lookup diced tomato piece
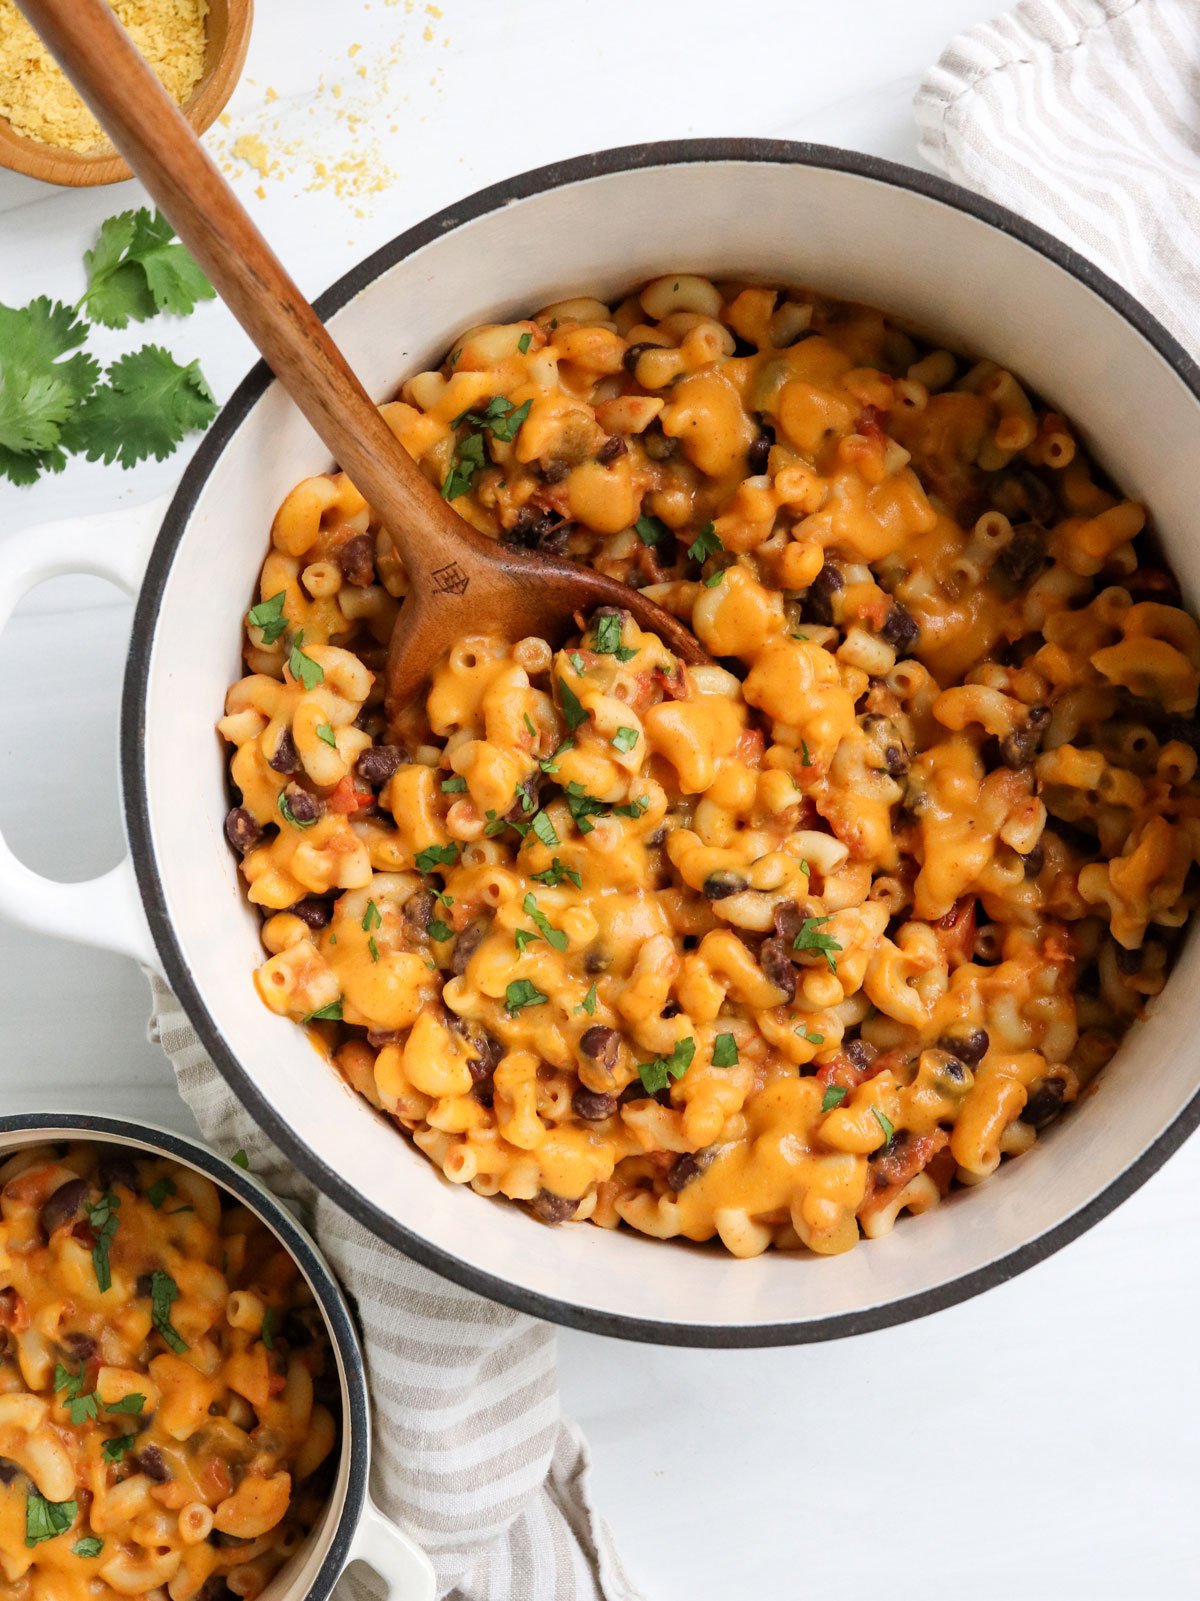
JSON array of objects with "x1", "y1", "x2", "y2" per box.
[
  {"x1": 329, "y1": 777, "x2": 373, "y2": 814},
  {"x1": 934, "y1": 896, "x2": 977, "y2": 967},
  {"x1": 733, "y1": 727, "x2": 765, "y2": 767}
]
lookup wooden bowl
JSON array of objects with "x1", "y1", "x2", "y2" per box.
[{"x1": 0, "y1": 0, "x2": 253, "y2": 186}]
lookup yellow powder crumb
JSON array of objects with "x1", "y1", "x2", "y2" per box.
[
  {"x1": 232, "y1": 132, "x2": 273, "y2": 178},
  {"x1": 422, "y1": 23, "x2": 434, "y2": 40},
  {"x1": 357, "y1": 66, "x2": 368, "y2": 79},
  {"x1": 218, "y1": 110, "x2": 232, "y2": 127},
  {"x1": 255, "y1": 183, "x2": 266, "y2": 200},
  {"x1": 348, "y1": 42, "x2": 362, "y2": 57},
  {"x1": 426, "y1": 3, "x2": 443, "y2": 14},
  {"x1": 265, "y1": 85, "x2": 278, "y2": 102},
  {"x1": 0, "y1": 0, "x2": 208, "y2": 152}
]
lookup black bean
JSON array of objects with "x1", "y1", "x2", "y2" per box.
[
  {"x1": 62, "y1": 1331, "x2": 97, "y2": 1361},
  {"x1": 282, "y1": 1308, "x2": 319, "y2": 1349},
  {"x1": 136, "y1": 1444, "x2": 170, "y2": 1483},
  {"x1": 402, "y1": 889, "x2": 436, "y2": 937},
  {"x1": 667, "y1": 1153, "x2": 702, "y2": 1192},
  {"x1": 209, "y1": 1530, "x2": 256, "y2": 1549},
  {"x1": 451, "y1": 919, "x2": 489, "y2": 976},
  {"x1": 880, "y1": 602, "x2": 919, "y2": 655},
  {"x1": 844, "y1": 1038, "x2": 878, "y2": 1072},
  {"x1": 642, "y1": 423, "x2": 677, "y2": 462},
  {"x1": 40, "y1": 1179, "x2": 89, "y2": 1237},
  {"x1": 702, "y1": 871, "x2": 748, "y2": 901},
  {"x1": 98, "y1": 1150, "x2": 140, "y2": 1194},
  {"x1": 536, "y1": 460, "x2": 570, "y2": 486},
  {"x1": 584, "y1": 948, "x2": 611, "y2": 974},
  {"x1": 337, "y1": 533, "x2": 375, "y2": 587},
  {"x1": 290, "y1": 897, "x2": 333, "y2": 930},
  {"x1": 1021, "y1": 1076, "x2": 1067, "y2": 1128},
  {"x1": 773, "y1": 900, "x2": 805, "y2": 945},
  {"x1": 529, "y1": 1190, "x2": 579, "y2": 1224},
  {"x1": 759, "y1": 936, "x2": 797, "y2": 1002},
  {"x1": 282, "y1": 786, "x2": 322, "y2": 825},
  {"x1": 997, "y1": 705, "x2": 1050, "y2": 770},
  {"x1": 506, "y1": 776, "x2": 540, "y2": 821},
  {"x1": 267, "y1": 728, "x2": 300, "y2": 774},
  {"x1": 883, "y1": 744, "x2": 909, "y2": 778},
  {"x1": 579, "y1": 1026, "x2": 620, "y2": 1072},
  {"x1": 1022, "y1": 843, "x2": 1045, "y2": 879},
  {"x1": 224, "y1": 806, "x2": 263, "y2": 854},
  {"x1": 136, "y1": 1273, "x2": 154, "y2": 1299},
  {"x1": 1010, "y1": 469, "x2": 1058, "y2": 527},
  {"x1": 938, "y1": 1028, "x2": 989, "y2": 1067},
  {"x1": 197, "y1": 1579, "x2": 234, "y2": 1601},
  {"x1": 572, "y1": 1087, "x2": 617, "y2": 1121},
  {"x1": 0, "y1": 1460, "x2": 18, "y2": 1485},
  {"x1": 747, "y1": 432, "x2": 772, "y2": 474},
  {"x1": 622, "y1": 341, "x2": 661, "y2": 378},
  {"x1": 366, "y1": 1028, "x2": 405, "y2": 1047},
  {"x1": 356, "y1": 745, "x2": 405, "y2": 787},
  {"x1": 597, "y1": 436, "x2": 627, "y2": 464},
  {"x1": 1114, "y1": 944, "x2": 1142, "y2": 975},
  {"x1": 467, "y1": 1032, "x2": 504, "y2": 1083},
  {"x1": 803, "y1": 562, "x2": 844, "y2": 625},
  {"x1": 994, "y1": 523, "x2": 1047, "y2": 590}
]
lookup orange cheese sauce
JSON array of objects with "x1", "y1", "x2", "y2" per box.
[
  {"x1": 0, "y1": 1144, "x2": 337, "y2": 1599},
  {"x1": 219, "y1": 275, "x2": 1200, "y2": 1258}
]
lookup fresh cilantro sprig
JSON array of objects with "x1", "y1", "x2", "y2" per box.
[
  {"x1": 442, "y1": 396, "x2": 531, "y2": 500},
  {"x1": 149, "y1": 1270, "x2": 189, "y2": 1354},
  {"x1": 25, "y1": 1490, "x2": 76, "y2": 1548},
  {"x1": 638, "y1": 1037, "x2": 695, "y2": 1094},
  {"x1": 83, "y1": 1192, "x2": 120, "y2": 1293},
  {"x1": 0, "y1": 209, "x2": 217, "y2": 486},
  {"x1": 792, "y1": 916, "x2": 843, "y2": 973}
]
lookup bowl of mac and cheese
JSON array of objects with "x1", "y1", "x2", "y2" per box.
[
  {"x1": 3, "y1": 141, "x2": 1200, "y2": 1343},
  {"x1": 0, "y1": 1115, "x2": 434, "y2": 1601}
]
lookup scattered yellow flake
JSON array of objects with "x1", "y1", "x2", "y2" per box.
[
  {"x1": 348, "y1": 41, "x2": 362, "y2": 56},
  {"x1": 422, "y1": 23, "x2": 434, "y2": 40},
  {"x1": 218, "y1": 110, "x2": 232, "y2": 127},
  {"x1": 0, "y1": 0, "x2": 208, "y2": 152},
  {"x1": 232, "y1": 132, "x2": 273, "y2": 177},
  {"x1": 357, "y1": 66, "x2": 368, "y2": 78},
  {"x1": 265, "y1": 85, "x2": 278, "y2": 102},
  {"x1": 332, "y1": 82, "x2": 343, "y2": 98},
  {"x1": 426, "y1": 3, "x2": 443, "y2": 14},
  {"x1": 255, "y1": 183, "x2": 266, "y2": 200}
]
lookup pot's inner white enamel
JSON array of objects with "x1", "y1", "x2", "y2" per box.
[{"x1": 141, "y1": 159, "x2": 1200, "y2": 1333}]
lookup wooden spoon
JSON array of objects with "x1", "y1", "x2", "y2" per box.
[{"x1": 17, "y1": 0, "x2": 709, "y2": 733}]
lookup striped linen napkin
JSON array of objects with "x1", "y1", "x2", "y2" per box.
[
  {"x1": 915, "y1": 0, "x2": 1200, "y2": 354},
  {"x1": 147, "y1": 976, "x2": 640, "y2": 1601}
]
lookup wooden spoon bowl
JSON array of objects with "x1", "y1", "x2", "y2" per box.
[
  {"x1": 16, "y1": 0, "x2": 709, "y2": 730},
  {"x1": 0, "y1": 0, "x2": 253, "y2": 187}
]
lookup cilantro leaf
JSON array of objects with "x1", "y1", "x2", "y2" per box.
[
  {"x1": 261, "y1": 1306, "x2": 276, "y2": 1350},
  {"x1": 25, "y1": 1491, "x2": 76, "y2": 1548},
  {"x1": 362, "y1": 899, "x2": 382, "y2": 932},
  {"x1": 638, "y1": 1037, "x2": 696, "y2": 1094},
  {"x1": 687, "y1": 522, "x2": 723, "y2": 563},
  {"x1": 105, "y1": 1393, "x2": 146, "y2": 1415},
  {"x1": 83, "y1": 1192, "x2": 119, "y2": 1293},
  {"x1": 428, "y1": 919, "x2": 453, "y2": 942},
  {"x1": 523, "y1": 894, "x2": 568, "y2": 951},
  {"x1": 873, "y1": 1108, "x2": 895, "y2": 1148},
  {"x1": 304, "y1": 1000, "x2": 343, "y2": 1022},
  {"x1": 529, "y1": 810, "x2": 561, "y2": 848},
  {"x1": 368, "y1": 935, "x2": 380, "y2": 963},
  {"x1": 0, "y1": 299, "x2": 99, "y2": 484},
  {"x1": 149, "y1": 1270, "x2": 189, "y2": 1354},
  {"x1": 415, "y1": 842, "x2": 460, "y2": 873},
  {"x1": 81, "y1": 208, "x2": 215, "y2": 328},
  {"x1": 578, "y1": 982, "x2": 598, "y2": 1016},
  {"x1": 231, "y1": 1149, "x2": 250, "y2": 1170},
  {"x1": 287, "y1": 630, "x2": 324, "y2": 691},
  {"x1": 505, "y1": 979, "x2": 548, "y2": 1014},
  {"x1": 795, "y1": 1023, "x2": 825, "y2": 1045},
  {"x1": 442, "y1": 429, "x2": 486, "y2": 500},
  {"x1": 247, "y1": 591, "x2": 288, "y2": 645},
  {"x1": 703, "y1": 568, "x2": 726, "y2": 588},
  {"x1": 531, "y1": 857, "x2": 581, "y2": 889},
  {"x1": 557, "y1": 675, "x2": 587, "y2": 731},
  {"x1": 593, "y1": 614, "x2": 623, "y2": 655},
  {"x1": 316, "y1": 722, "x2": 337, "y2": 748},
  {"x1": 821, "y1": 1085, "x2": 848, "y2": 1112},
  {"x1": 613, "y1": 795, "x2": 649, "y2": 819},
  {"x1": 441, "y1": 775, "x2": 468, "y2": 792},
  {"x1": 514, "y1": 928, "x2": 539, "y2": 954},
  {"x1": 73, "y1": 1537, "x2": 103, "y2": 1558},
  {"x1": 792, "y1": 916, "x2": 843, "y2": 972},
  {"x1": 565, "y1": 782, "x2": 606, "y2": 834},
  {"x1": 712, "y1": 1033, "x2": 739, "y2": 1067},
  {"x1": 540, "y1": 738, "x2": 574, "y2": 775},
  {"x1": 635, "y1": 513, "x2": 670, "y2": 548},
  {"x1": 518, "y1": 331, "x2": 532, "y2": 354},
  {"x1": 63, "y1": 345, "x2": 217, "y2": 468},
  {"x1": 612, "y1": 726, "x2": 639, "y2": 753},
  {"x1": 102, "y1": 1433, "x2": 136, "y2": 1464}
]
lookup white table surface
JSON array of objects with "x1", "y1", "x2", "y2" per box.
[{"x1": 2, "y1": 3, "x2": 1198, "y2": 1597}]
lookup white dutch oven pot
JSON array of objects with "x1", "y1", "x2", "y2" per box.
[
  {"x1": 0, "y1": 1114, "x2": 436, "y2": 1601},
  {"x1": 1, "y1": 141, "x2": 1199, "y2": 1345}
]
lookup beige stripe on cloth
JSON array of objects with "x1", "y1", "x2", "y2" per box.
[
  {"x1": 148, "y1": 975, "x2": 641, "y2": 1601},
  {"x1": 915, "y1": 0, "x2": 1200, "y2": 356}
]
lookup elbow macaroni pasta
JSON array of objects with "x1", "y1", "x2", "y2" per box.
[
  {"x1": 0, "y1": 1145, "x2": 337, "y2": 1600},
  {"x1": 220, "y1": 276, "x2": 1200, "y2": 1259}
]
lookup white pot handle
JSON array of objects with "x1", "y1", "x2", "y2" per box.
[
  {"x1": 0, "y1": 496, "x2": 167, "y2": 969},
  {"x1": 348, "y1": 1497, "x2": 437, "y2": 1601}
]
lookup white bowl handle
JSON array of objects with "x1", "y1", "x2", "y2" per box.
[
  {"x1": 348, "y1": 1496, "x2": 437, "y2": 1600},
  {"x1": 0, "y1": 496, "x2": 168, "y2": 969}
]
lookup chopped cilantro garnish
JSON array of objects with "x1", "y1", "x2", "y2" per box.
[
  {"x1": 703, "y1": 568, "x2": 726, "y2": 588},
  {"x1": 540, "y1": 738, "x2": 574, "y2": 774},
  {"x1": 792, "y1": 916, "x2": 842, "y2": 972},
  {"x1": 415, "y1": 842, "x2": 460, "y2": 873},
  {"x1": 532, "y1": 857, "x2": 581, "y2": 888},
  {"x1": 523, "y1": 712, "x2": 537, "y2": 737},
  {"x1": 362, "y1": 899, "x2": 381, "y2": 932},
  {"x1": 287, "y1": 631, "x2": 323, "y2": 691},
  {"x1": 73, "y1": 1538, "x2": 103, "y2": 1558},
  {"x1": 635, "y1": 513, "x2": 670, "y2": 548},
  {"x1": 368, "y1": 936, "x2": 380, "y2": 963},
  {"x1": 441, "y1": 775, "x2": 468, "y2": 793},
  {"x1": 261, "y1": 1306, "x2": 275, "y2": 1351},
  {"x1": 304, "y1": 1000, "x2": 343, "y2": 1022},
  {"x1": 687, "y1": 522, "x2": 723, "y2": 563},
  {"x1": 278, "y1": 791, "x2": 316, "y2": 830},
  {"x1": 523, "y1": 894, "x2": 568, "y2": 951},
  {"x1": 105, "y1": 1393, "x2": 146, "y2": 1415},
  {"x1": 578, "y1": 982, "x2": 598, "y2": 1016},
  {"x1": 442, "y1": 429, "x2": 486, "y2": 500},
  {"x1": 565, "y1": 782, "x2": 606, "y2": 834},
  {"x1": 315, "y1": 722, "x2": 337, "y2": 748},
  {"x1": 505, "y1": 979, "x2": 548, "y2": 1014},
  {"x1": 149, "y1": 1270, "x2": 188, "y2": 1354},
  {"x1": 146, "y1": 1177, "x2": 175, "y2": 1209},
  {"x1": 101, "y1": 1433, "x2": 136, "y2": 1464},
  {"x1": 613, "y1": 795, "x2": 650, "y2": 819},
  {"x1": 821, "y1": 1085, "x2": 848, "y2": 1112},
  {"x1": 529, "y1": 809, "x2": 561, "y2": 848},
  {"x1": 231, "y1": 1149, "x2": 249, "y2": 1169},
  {"x1": 638, "y1": 1037, "x2": 696, "y2": 1094},
  {"x1": 795, "y1": 1024, "x2": 825, "y2": 1045},
  {"x1": 428, "y1": 919, "x2": 453, "y2": 942},
  {"x1": 801, "y1": 740, "x2": 812, "y2": 767},
  {"x1": 873, "y1": 1108, "x2": 895, "y2": 1147},
  {"x1": 25, "y1": 1491, "x2": 76, "y2": 1548},
  {"x1": 54, "y1": 1364, "x2": 99, "y2": 1426},
  {"x1": 247, "y1": 590, "x2": 287, "y2": 645},
  {"x1": 557, "y1": 675, "x2": 587, "y2": 731},
  {"x1": 82, "y1": 1192, "x2": 119, "y2": 1293},
  {"x1": 712, "y1": 1033, "x2": 739, "y2": 1067},
  {"x1": 518, "y1": 331, "x2": 532, "y2": 354},
  {"x1": 612, "y1": 726, "x2": 639, "y2": 753},
  {"x1": 514, "y1": 928, "x2": 539, "y2": 954},
  {"x1": 593, "y1": 613, "x2": 623, "y2": 655}
]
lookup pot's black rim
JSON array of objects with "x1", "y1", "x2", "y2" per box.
[
  {"x1": 121, "y1": 137, "x2": 1200, "y2": 1347},
  {"x1": 0, "y1": 1112, "x2": 368, "y2": 1597}
]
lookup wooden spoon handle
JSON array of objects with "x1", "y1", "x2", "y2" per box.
[{"x1": 15, "y1": 0, "x2": 461, "y2": 561}]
